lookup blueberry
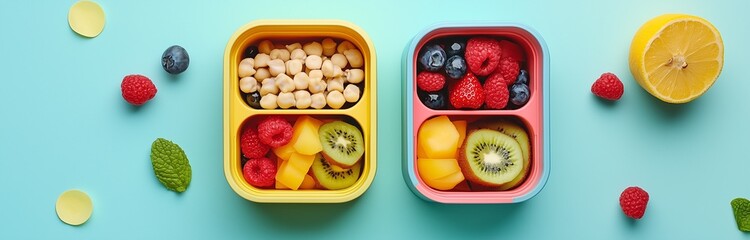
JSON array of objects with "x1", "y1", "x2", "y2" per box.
[
  {"x1": 243, "y1": 46, "x2": 259, "y2": 58},
  {"x1": 418, "y1": 90, "x2": 446, "y2": 109},
  {"x1": 510, "y1": 83, "x2": 530, "y2": 106},
  {"x1": 418, "y1": 44, "x2": 446, "y2": 71},
  {"x1": 246, "y1": 91, "x2": 261, "y2": 109},
  {"x1": 161, "y1": 45, "x2": 190, "y2": 74},
  {"x1": 515, "y1": 69, "x2": 529, "y2": 84},
  {"x1": 444, "y1": 55, "x2": 467, "y2": 79},
  {"x1": 444, "y1": 39, "x2": 466, "y2": 57}
]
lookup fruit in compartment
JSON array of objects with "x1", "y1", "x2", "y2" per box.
[
  {"x1": 275, "y1": 152, "x2": 317, "y2": 190},
  {"x1": 312, "y1": 154, "x2": 362, "y2": 190},
  {"x1": 417, "y1": 158, "x2": 465, "y2": 190},
  {"x1": 418, "y1": 116, "x2": 460, "y2": 159},
  {"x1": 318, "y1": 121, "x2": 365, "y2": 167},
  {"x1": 457, "y1": 129, "x2": 523, "y2": 187},
  {"x1": 290, "y1": 116, "x2": 324, "y2": 155},
  {"x1": 418, "y1": 44, "x2": 447, "y2": 71},
  {"x1": 473, "y1": 120, "x2": 531, "y2": 190}
]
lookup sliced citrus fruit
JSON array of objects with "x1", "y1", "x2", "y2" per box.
[{"x1": 629, "y1": 14, "x2": 723, "y2": 103}]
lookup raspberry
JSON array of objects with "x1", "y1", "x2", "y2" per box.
[
  {"x1": 464, "y1": 37, "x2": 502, "y2": 76},
  {"x1": 121, "y1": 74, "x2": 157, "y2": 105},
  {"x1": 240, "y1": 126, "x2": 270, "y2": 159},
  {"x1": 591, "y1": 72, "x2": 624, "y2": 101},
  {"x1": 242, "y1": 157, "x2": 276, "y2": 188},
  {"x1": 499, "y1": 40, "x2": 526, "y2": 62},
  {"x1": 416, "y1": 71, "x2": 446, "y2": 92},
  {"x1": 257, "y1": 116, "x2": 293, "y2": 148},
  {"x1": 449, "y1": 72, "x2": 484, "y2": 109},
  {"x1": 494, "y1": 57, "x2": 520, "y2": 86},
  {"x1": 619, "y1": 186, "x2": 649, "y2": 219},
  {"x1": 484, "y1": 74, "x2": 510, "y2": 109}
]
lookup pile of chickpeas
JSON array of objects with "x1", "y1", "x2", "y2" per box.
[{"x1": 237, "y1": 38, "x2": 365, "y2": 109}]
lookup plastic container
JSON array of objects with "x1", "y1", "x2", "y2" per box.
[
  {"x1": 223, "y1": 20, "x2": 377, "y2": 203},
  {"x1": 402, "y1": 22, "x2": 550, "y2": 204}
]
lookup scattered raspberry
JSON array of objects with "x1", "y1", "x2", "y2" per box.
[
  {"x1": 494, "y1": 57, "x2": 520, "y2": 86},
  {"x1": 257, "y1": 116, "x2": 293, "y2": 148},
  {"x1": 242, "y1": 157, "x2": 276, "y2": 188},
  {"x1": 240, "y1": 126, "x2": 270, "y2": 159},
  {"x1": 464, "y1": 37, "x2": 502, "y2": 76},
  {"x1": 619, "y1": 186, "x2": 649, "y2": 219},
  {"x1": 416, "y1": 71, "x2": 446, "y2": 92},
  {"x1": 591, "y1": 73, "x2": 624, "y2": 101},
  {"x1": 484, "y1": 74, "x2": 510, "y2": 109},
  {"x1": 121, "y1": 74, "x2": 157, "y2": 105},
  {"x1": 449, "y1": 72, "x2": 484, "y2": 109},
  {"x1": 499, "y1": 40, "x2": 526, "y2": 62}
]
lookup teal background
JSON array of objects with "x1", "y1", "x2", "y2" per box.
[{"x1": 1, "y1": 0, "x2": 748, "y2": 239}]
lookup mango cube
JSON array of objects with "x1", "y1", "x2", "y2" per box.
[
  {"x1": 418, "y1": 116, "x2": 460, "y2": 159},
  {"x1": 291, "y1": 116, "x2": 323, "y2": 155},
  {"x1": 275, "y1": 152, "x2": 316, "y2": 190}
]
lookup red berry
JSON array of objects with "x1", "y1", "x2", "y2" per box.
[
  {"x1": 240, "y1": 126, "x2": 270, "y2": 159},
  {"x1": 494, "y1": 57, "x2": 520, "y2": 86},
  {"x1": 620, "y1": 186, "x2": 649, "y2": 219},
  {"x1": 484, "y1": 74, "x2": 510, "y2": 109},
  {"x1": 591, "y1": 73, "x2": 624, "y2": 101},
  {"x1": 257, "y1": 116, "x2": 293, "y2": 148},
  {"x1": 499, "y1": 40, "x2": 526, "y2": 62},
  {"x1": 449, "y1": 72, "x2": 484, "y2": 109},
  {"x1": 242, "y1": 157, "x2": 276, "y2": 188},
  {"x1": 416, "y1": 71, "x2": 446, "y2": 92},
  {"x1": 121, "y1": 74, "x2": 157, "y2": 105},
  {"x1": 464, "y1": 37, "x2": 502, "y2": 76}
]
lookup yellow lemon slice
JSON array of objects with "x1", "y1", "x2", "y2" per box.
[
  {"x1": 55, "y1": 190, "x2": 93, "y2": 226},
  {"x1": 68, "y1": 1, "x2": 106, "y2": 38},
  {"x1": 629, "y1": 14, "x2": 724, "y2": 103}
]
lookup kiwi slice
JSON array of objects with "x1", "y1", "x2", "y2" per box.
[
  {"x1": 473, "y1": 120, "x2": 531, "y2": 190},
  {"x1": 458, "y1": 129, "x2": 523, "y2": 187},
  {"x1": 312, "y1": 154, "x2": 362, "y2": 190},
  {"x1": 318, "y1": 121, "x2": 364, "y2": 167}
]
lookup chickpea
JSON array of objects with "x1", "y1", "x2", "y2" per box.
[
  {"x1": 238, "y1": 58, "x2": 256, "y2": 78},
  {"x1": 267, "y1": 59, "x2": 286, "y2": 77},
  {"x1": 260, "y1": 94, "x2": 277, "y2": 109},
  {"x1": 337, "y1": 41, "x2": 356, "y2": 54},
  {"x1": 254, "y1": 53, "x2": 271, "y2": 68},
  {"x1": 290, "y1": 49, "x2": 306, "y2": 60},
  {"x1": 260, "y1": 78, "x2": 278, "y2": 96},
  {"x1": 305, "y1": 55, "x2": 322, "y2": 70},
  {"x1": 276, "y1": 92, "x2": 296, "y2": 109},
  {"x1": 343, "y1": 84, "x2": 360, "y2": 103},
  {"x1": 344, "y1": 49, "x2": 364, "y2": 68},
  {"x1": 294, "y1": 90, "x2": 312, "y2": 109},
  {"x1": 326, "y1": 91, "x2": 345, "y2": 109},
  {"x1": 322, "y1": 38, "x2": 337, "y2": 57},
  {"x1": 255, "y1": 68, "x2": 271, "y2": 82},
  {"x1": 310, "y1": 93, "x2": 326, "y2": 109},
  {"x1": 239, "y1": 77, "x2": 258, "y2": 93},
  {"x1": 345, "y1": 69, "x2": 364, "y2": 84},
  {"x1": 275, "y1": 73, "x2": 295, "y2": 93},
  {"x1": 293, "y1": 72, "x2": 310, "y2": 90},
  {"x1": 258, "y1": 40, "x2": 274, "y2": 54},
  {"x1": 270, "y1": 49, "x2": 291, "y2": 62},
  {"x1": 303, "y1": 41, "x2": 323, "y2": 56}
]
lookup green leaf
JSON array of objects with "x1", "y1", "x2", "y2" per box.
[
  {"x1": 732, "y1": 198, "x2": 750, "y2": 232},
  {"x1": 150, "y1": 138, "x2": 192, "y2": 192}
]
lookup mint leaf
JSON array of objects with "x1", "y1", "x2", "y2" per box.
[
  {"x1": 150, "y1": 138, "x2": 192, "y2": 192},
  {"x1": 732, "y1": 198, "x2": 750, "y2": 232}
]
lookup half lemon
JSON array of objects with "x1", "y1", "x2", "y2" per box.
[{"x1": 629, "y1": 14, "x2": 724, "y2": 103}]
